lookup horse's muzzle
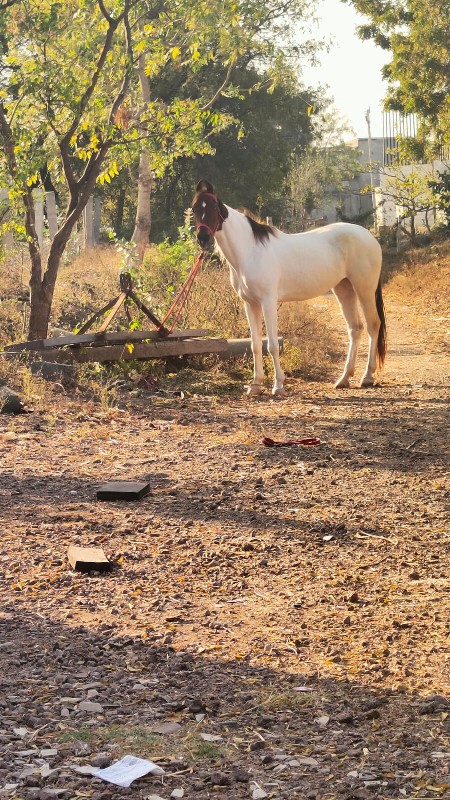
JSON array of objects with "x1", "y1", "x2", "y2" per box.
[{"x1": 197, "y1": 228, "x2": 212, "y2": 250}]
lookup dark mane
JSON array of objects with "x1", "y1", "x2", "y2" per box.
[{"x1": 242, "y1": 209, "x2": 275, "y2": 243}]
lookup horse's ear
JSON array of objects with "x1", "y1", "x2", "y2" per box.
[{"x1": 196, "y1": 179, "x2": 214, "y2": 194}]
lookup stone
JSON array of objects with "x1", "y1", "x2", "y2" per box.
[
  {"x1": 0, "y1": 386, "x2": 26, "y2": 414},
  {"x1": 78, "y1": 700, "x2": 104, "y2": 713},
  {"x1": 30, "y1": 360, "x2": 74, "y2": 382}
]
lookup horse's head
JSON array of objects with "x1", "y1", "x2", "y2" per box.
[{"x1": 191, "y1": 179, "x2": 228, "y2": 249}]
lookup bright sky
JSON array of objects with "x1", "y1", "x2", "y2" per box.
[{"x1": 299, "y1": 0, "x2": 391, "y2": 139}]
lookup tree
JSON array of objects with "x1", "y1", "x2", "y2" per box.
[
  {"x1": 0, "y1": 0, "x2": 318, "y2": 339},
  {"x1": 145, "y1": 66, "x2": 321, "y2": 239},
  {"x1": 345, "y1": 0, "x2": 450, "y2": 146},
  {"x1": 429, "y1": 168, "x2": 450, "y2": 230},
  {"x1": 380, "y1": 167, "x2": 437, "y2": 244},
  {"x1": 286, "y1": 112, "x2": 362, "y2": 230}
]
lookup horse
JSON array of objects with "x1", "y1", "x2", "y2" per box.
[{"x1": 191, "y1": 179, "x2": 386, "y2": 396}]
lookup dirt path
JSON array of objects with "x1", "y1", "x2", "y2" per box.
[{"x1": 0, "y1": 283, "x2": 449, "y2": 800}]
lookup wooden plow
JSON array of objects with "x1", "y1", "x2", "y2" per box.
[{"x1": 4, "y1": 271, "x2": 281, "y2": 363}]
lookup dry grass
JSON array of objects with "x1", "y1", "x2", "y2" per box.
[
  {"x1": 2, "y1": 237, "x2": 448, "y2": 396},
  {"x1": 51, "y1": 246, "x2": 122, "y2": 331},
  {"x1": 385, "y1": 238, "x2": 450, "y2": 316},
  {"x1": 1, "y1": 244, "x2": 340, "y2": 393}
]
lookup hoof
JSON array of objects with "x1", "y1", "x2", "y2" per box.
[
  {"x1": 335, "y1": 377, "x2": 350, "y2": 389},
  {"x1": 360, "y1": 378, "x2": 374, "y2": 388},
  {"x1": 271, "y1": 387, "x2": 287, "y2": 398},
  {"x1": 246, "y1": 384, "x2": 264, "y2": 397}
]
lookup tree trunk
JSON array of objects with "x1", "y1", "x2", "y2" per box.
[
  {"x1": 132, "y1": 147, "x2": 152, "y2": 264},
  {"x1": 410, "y1": 214, "x2": 416, "y2": 245},
  {"x1": 131, "y1": 46, "x2": 152, "y2": 265},
  {"x1": 28, "y1": 245, "x2": 63, "y2": 341},
  {"x1": 28, "y1": 284, "x2": 53, "y2": 340},
  {"x1": 27, "y1": 198, "x2": 91, "y2": 340}
]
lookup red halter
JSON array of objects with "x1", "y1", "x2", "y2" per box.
[{"x1": 193, "y1": 192, "x2": 225, "y2": 238}]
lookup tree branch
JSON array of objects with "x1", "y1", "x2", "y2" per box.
[
  {"x1": 108, "y1": 1, "x2": 134, "y2": 125},
  {"x1": 201, "y1": 59, "x2": 236, "y2": 111},
  {"x1": 59, "y1": 0, "x2": 129, "y2": 152}
]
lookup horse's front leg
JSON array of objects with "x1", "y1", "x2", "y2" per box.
[
  {"x1": 261, "y1": 298, "x2": 286, "y2": 397},
  {"x1": 244, "y1": 301, "x2": 265, "y2": 396}
]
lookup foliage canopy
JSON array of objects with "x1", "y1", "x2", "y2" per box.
[{"x1": 346, "y1": 0, "x2": 450, "y2": 145}]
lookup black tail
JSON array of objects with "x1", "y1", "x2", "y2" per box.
[{"x1": 375, "y1": 279, "x2": 387, "y2": 369}]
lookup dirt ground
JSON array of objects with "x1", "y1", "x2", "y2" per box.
[{"x1": 0, "y1": 259, "x2": 449, "y2": 800}]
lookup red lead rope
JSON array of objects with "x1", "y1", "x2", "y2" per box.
[{"x1": 158, "y1": 251, "x2": 206, "y2": 334}]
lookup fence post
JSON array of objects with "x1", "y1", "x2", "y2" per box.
[
  {"x1": 83, "y1": 195, "x2": 94, "y2": 247},
  {"x1": 93, "y1": 196, "x2": 101, "y2": 244},
  {"x1": 33, "y1": 189, "x2": 44, "y2": 249},
  {"x1": 46, "y1": 191, "x2": 58, "y2": 239},
  {"x1": 0, "y1": 188, "x2": 14, "y2": 253}
]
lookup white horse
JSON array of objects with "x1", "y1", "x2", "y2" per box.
[{"x1": 191, "y1": 179, "x2": 387, "y2": 396}]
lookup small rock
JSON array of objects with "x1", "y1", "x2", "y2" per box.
[
  {"x1": 252, "y1": 789, "x2": 268, "y2": 800},
  {"x1": 250, "y1": 740, "x2": 266, "y2": 751},
  {"x1": 144, "y1": 795, "x2": 165, "y2": 800},
  {"x1": 418, "y1": 695, "x2": 449, "y2": 714},
  {"x1": 78, "y1": 700, "x2": 104, "y2": 713},
  {"x1": 257, "y1": 716, "x2": 275, "y2": 728},
  {"x1": 152, "y1": 721, "x2": 182, "y2": 734},
  {"x1": 71, "y1": 741, "x2": 92, "y2": 756},
  {"x1": 425, "y1": 694, "x2": 449, "y2": 707},
  {"x1": 336, "y1": 711, "x2": 354, "y2": 724},
  {"x1": 188, "y1": 699, "x2": 206, "y2": 714},
  {"x1": 90, "y1": 754, "x2": 112, "y2": 768},
  {"x1": 209, "y1": 771, "x2": 231, "y2": 786},
  {"x1": 0, "y1": 386, "x2": 26, "y2": 414},
  {"x1": 233, "y1": 768, "x2": 249, "y2": 782},
  {"x1": 30, "y1": 360, "x2": 74, "y2": 382},
  {"x1": 296, "y1": 756, "x2": 319, "y2": 767}
]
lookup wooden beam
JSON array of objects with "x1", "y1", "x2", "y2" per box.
[
  {"x1": 36, "y1": 338, "x2": 228, "y2": 362},
  {"x1": 4, "y1": 328, "x2": 211, "y2": 352},
  {"x1": 97, "y1": 292, "x2": 127, "y2": 332}
]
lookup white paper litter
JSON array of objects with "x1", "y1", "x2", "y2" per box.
[{"x1": 92, "y1": 755, "x2": 164, "y2": 787}]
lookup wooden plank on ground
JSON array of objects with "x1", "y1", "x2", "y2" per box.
[
  {"x1": 66, "y1": 338, "x2": 228, "y2": 362},
  {"x1": 67, "y1": 545, "x2": 112, "y2": 572},
  {"x1": 96, "y1": 481, "x2": 150, "y2": 501}
]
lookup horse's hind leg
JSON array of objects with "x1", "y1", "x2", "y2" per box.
[
  {"x1": 332, "y1": 278, "x2": 363, "y2": 388},
  {"x1": 244, "y1": 300, "x2": 265, "y2": 396}
]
